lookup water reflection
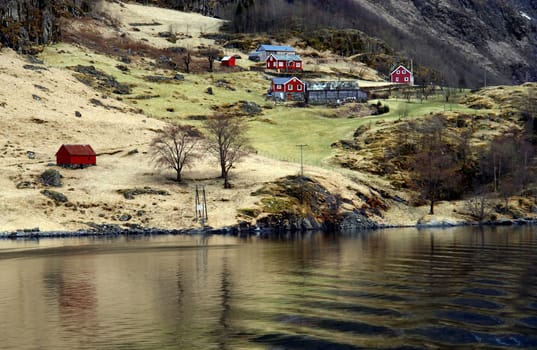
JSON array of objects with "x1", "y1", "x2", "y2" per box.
[
  {"x1": 0, "y1": 227, "x2": 536, "y2": 349},
  {"x1": 43, "y1": 259, "x2": 98, "y2": 333}
]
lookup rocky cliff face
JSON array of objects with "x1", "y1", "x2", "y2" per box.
[
  {"x1": 2, "y1": 0, "x2": 535, "y2": 85},
  {"x1": 0, "y1": 0, "x2": 90, "y2": 52},
  {"x1": 213, "y1": 0, "x2": 537, "y2": 86},
  {"x1": 357, "y1": 0, "x2": 537, "y2": 85}
]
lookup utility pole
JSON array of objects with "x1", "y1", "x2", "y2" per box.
[
  {"x1": 195, "y1": 185, "x2": 208, "y2": 228},
  {"x1": 296, "y1": 144, "x2": 307, "y2": 177}
]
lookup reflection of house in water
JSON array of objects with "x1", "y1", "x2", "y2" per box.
[
  {"x1": 305, "y1": 81, "x2": 368, "y2": 104},
  {"x1": 42, "y1": 263, "x2": 98, "y2": 332}
]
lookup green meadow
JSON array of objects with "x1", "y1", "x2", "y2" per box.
[{"x1": 40, "y1": 43, "x2": 474, "y2": 167}]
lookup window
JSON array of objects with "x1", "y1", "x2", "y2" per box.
[
  {"x1": 395, "y1": 77, "x2": 399, "y2": 82},
  {"x1": 396, "y1": 70, "x2": 400, "y2": 74},
  {"x1": 276, "y1": 84, "x2": 282, "y2": 90},
  {"x1": 279, "y1": 62, "x2": 284, "y2": 67},
  {"x1": 404, "y1": 77, "x2": 409, "y2": 82},
  {"x1": 297, "y1": 62, "x2": 301, "y2": 68},
  {"x1": 288, "y1": 84, "x2": 293, "y2": 91},
  {"x1": 297, "y1": 85, "x2": 302, "y2": 91}
]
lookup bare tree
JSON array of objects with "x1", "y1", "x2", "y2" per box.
[
  {"x1": 476, "y1": 130, "x2": 535, "y2": 211},
  {"x1": 182, "y1": 47, "x2": 192, "y2": 73},
  {"x1": 203, "y1": 46, "x2": 220, "y2": 72},
  {"x1": 204, "y1": 114, "x2": 248, "y2": 188},
  {"x1": 150, "y1": 124, "x2": 202, "y2": 182},
  {"x1": 464, "y1": 193, "x2": 495, "y2": 223},
  {"x1": 411, "y1": 116, "x2": 461, "y2": 214}
]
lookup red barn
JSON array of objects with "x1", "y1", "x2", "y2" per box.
[
  {"x1": 56, "y1": 144, "x2": 96, "y2": 167},
  {"x1": 221, "y1": 56, "x2": 236, "y2": 67},
  {"x1": 265, "y1": 54, "x2": 303, "y2": 72},
  {"x1": 390, "y1": 64, "x2": 414, "y2": 85}
]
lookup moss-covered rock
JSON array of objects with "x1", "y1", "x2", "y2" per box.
[
  {"x1": 41, "y1": 189, "x2": 68, "y2": 203},
  {"x1": 40, "y1": 169, "x2": 62, "y2": 187}
]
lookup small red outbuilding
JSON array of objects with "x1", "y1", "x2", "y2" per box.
[
  {"x1": 221, "y1": 56, "x2": 236, "y2": 67},
  {"x1": 56, "y1": 144, "x2": 96, "y2": 167}
]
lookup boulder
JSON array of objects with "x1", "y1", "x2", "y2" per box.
[
  {"x1": 339, "y1": 212, "x2": 379, "y2": 231},
  {"x1": 40, "y1": 169, "x2": 62, "y2": 187},
  {"x1": 41, "y1": 189, "x2": 68, "y2": 203},
  {"x1": 417, "y1": 215, "x2": 464, "y2": 227}
]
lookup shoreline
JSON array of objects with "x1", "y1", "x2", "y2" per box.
[{"x1": 2, "y1": 217, "x2": 537, "y2": 240}]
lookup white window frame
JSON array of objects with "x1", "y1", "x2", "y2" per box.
[
  {"x1": 288, "y1": 84, "x2": 294, "y2": 91},
  {"x1": 297, "y1": 84, "x2": 302, "y2": 91},
  {"x1": 296, "y1": 62, "x2": 301, "y2": 68},
  {"x1": 404, "y1": 77, "x2": 409, "y2": 82},
  {"x1": 279, "y1": 62, "x2": 284, "y2": 67},
  {"x1": 276, "y1": 84, "x2": 282, "y2": 90},
  {"x1": 395, "y1": 77, "x2": 399, "y2": 82}
]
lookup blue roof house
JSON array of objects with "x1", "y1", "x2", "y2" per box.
[{"x1": 249, "y1": 44, "x2": 296, "y2": 61}]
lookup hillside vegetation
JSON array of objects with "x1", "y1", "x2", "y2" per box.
[
  {"x1": 139, "y1": 0, "x2": 537, "y2": 87},
  {"x1": 0, "y1": 1, "x2": 536, "y2": 232}
]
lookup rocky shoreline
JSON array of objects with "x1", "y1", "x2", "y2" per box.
[{"x1": 2, "y1": 216, "x2": 537, "y2": 240}]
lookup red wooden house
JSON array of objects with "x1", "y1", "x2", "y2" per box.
[
  {"x1": 269, "y1": 77, "x2": 305, "y2": 101},
  {"x1": 221, "y1": 56, "x2": 236, "y2": 67},
  {"x1": 266, "y1": 54, "x2": 303, "y2": 72},
  {"x1": 390, "y1": 64, "x2": 414, "y2": 85},
  {"x1": 56, "y1": 144, "x2": 96, "y2": 167}
]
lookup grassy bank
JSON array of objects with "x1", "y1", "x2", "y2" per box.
[{"x1": 40, "y1": 43, "x2": 476, "y2": 169}]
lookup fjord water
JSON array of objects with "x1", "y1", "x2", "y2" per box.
[{"x1": 1, "y1": 226, "x2": 536, "y2": 349}]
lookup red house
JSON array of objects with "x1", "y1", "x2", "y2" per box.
[
  {"x1": 269, "y1": 77, "x2": 305, "y2": 101},
  {"x1": 390, "y1": 64, "x2": 414, "y2": 85},
  {"x1": 270, "y1": 77, "x2": 305, "y2": 93},
  {"x1": 265, "y1": 54, "x2": 303, "y2": 72},
  {"x1": 221, "y1": 56, "x2": 236, "y2": 67},
  {"x1": 56, "y1": 144, "x2": 96, "y2": 167}
]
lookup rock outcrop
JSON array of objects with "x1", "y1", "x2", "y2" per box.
[
  {"x1": 0, "y1": 0, "x2": 91, "y2": 52},
  {"x1": 251, "y1": 175, "x2": 380, "y2": 232}
]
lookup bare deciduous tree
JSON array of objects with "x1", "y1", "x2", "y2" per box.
[
  {"x1": 182, "y1": 47, "x2": 192, "y2": 73},
  {"x1": 411, "y1": 116, "x2": 461, "y2": 215},
  {"x1": 203, "y1": 46, "x2": 220, "y2": 72},
  {"x1": 464, "y1": 193, "x2": 495, "y2": 223},
  {"x1": 476, "y1": 129, "x2": 535, "y2": 211},
  {"x1": 150, "y1": 124, "x2": 202, "y2": 182},
  {"x1": 204, "y1": 114, "x2": 248, "y2": 188}
]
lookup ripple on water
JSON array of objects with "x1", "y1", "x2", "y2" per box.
[
  {"x1": 520, "y1": 316, "x2": 537, "y2": 328},
  {"x1": 450, "y1": 298, "x2": 504, "y2": 310},
  {"x1": 475, "y1": 332, "x2": 537, "y2": 348},
  {"x1": 253, "y1": 333, "x2": 363, "y2": 350},
  {"x1": 275, "y1": 314, "x2": 396, "y2": 337},
  {"x1": 437, "y1": 310, "x2": 504, "y2": 326},
  {"x1": 329, "y1": 289, "x2": 409, "y2": 302},
  {"x1": 472, "y1": 278, "x2": 508, "y2": 286},
  {"x1": 409, "y1": 326, "x2": 479, "y2": 345},
  {"x1": 410, "y1": 326, "x2": 537, "y2": 348},
  {"x1": 461, "y1": 287, "x2": 507, "y2": 296},
  {"x1": 303, "y1": 300, "x2": 404, "y2": 318}
]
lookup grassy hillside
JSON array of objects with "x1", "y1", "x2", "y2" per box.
[{"x1": 1, "y1": 1, "x2": 535, "y2": 232}]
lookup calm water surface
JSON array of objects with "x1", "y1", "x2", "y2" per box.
[{"x1": 0, "y1": 226, "x2": 536, "y2": 349}]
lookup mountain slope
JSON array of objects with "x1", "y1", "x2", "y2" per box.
[
  {"x1": 352, "y1": 0, "x2": 537, "y2": 85},
  {"x1": 2, "y1": 1, "x2": 535, "y2": 86},
  {"x1": 213, "y1": 0, "x2": 537, "y2": 87}
]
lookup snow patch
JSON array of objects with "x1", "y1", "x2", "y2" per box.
[{"x1": 520, "y1": 11, "x2": 531, "y2": 21}]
